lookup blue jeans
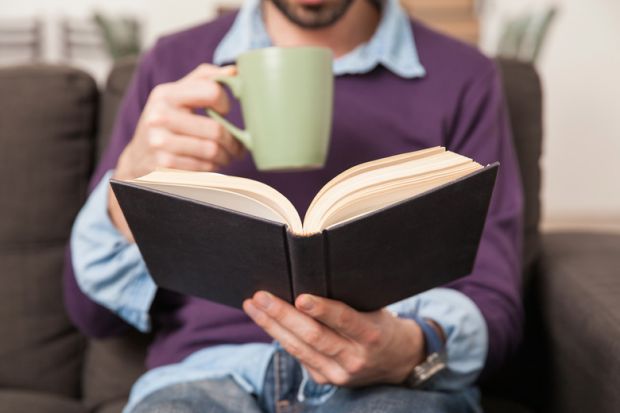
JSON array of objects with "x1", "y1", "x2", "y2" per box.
[{"x1": 132, "y1": 349, "x2": 482, "y2": 413}]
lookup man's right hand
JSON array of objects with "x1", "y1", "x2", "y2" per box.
[{"x1": 108, "y1": 64, "x2": 245, "y2": 241}]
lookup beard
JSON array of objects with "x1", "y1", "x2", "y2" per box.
[{"x1": 268, "y1": 0, "x2": 356, "y2": 29}]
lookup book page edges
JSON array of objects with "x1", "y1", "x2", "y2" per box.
[
  {"x1": 320, "y1": 163, "x2": 499, "y2": 233},
  {"x1": 110, "y1": 179, "x2": 294, "y2": 233},
  {"x1": 131, "y1": 170, "x2": 303, "y2": 233},
  {"x1": 307, "y1": 146, "x2": 446, "y2": 213}
]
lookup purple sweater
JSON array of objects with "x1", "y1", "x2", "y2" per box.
[{"x1": 64, "y1": 14, "x2": 524, "y2": 377}]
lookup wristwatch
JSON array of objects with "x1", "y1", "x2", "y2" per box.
[{"x1": 400, "y1": 314, "x2": 447, "y2": 388}]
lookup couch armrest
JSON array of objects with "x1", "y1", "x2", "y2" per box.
[{"x1": 540, "y1": 231, "x2": 620, "y2": 413}]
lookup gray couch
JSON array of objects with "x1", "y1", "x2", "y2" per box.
[{"x1": 0, "y1": 58, "x2": 618, "y2": 413}]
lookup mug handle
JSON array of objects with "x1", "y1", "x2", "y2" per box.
[{"x1": 206, "y1": 74, "x2": 253, "y2": 150}]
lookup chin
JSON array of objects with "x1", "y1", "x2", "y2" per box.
[{"x1": 270, "y1": 0, "x2": 355, "y2": 29}]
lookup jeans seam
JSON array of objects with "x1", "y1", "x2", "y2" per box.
[{"x1": 274, "y1": 352, "x2": 281, "y2": 413}]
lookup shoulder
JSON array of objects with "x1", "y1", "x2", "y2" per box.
[
  {"x1": 410, "y1": 19, "x2": 497, "y2": 87},
  {"x1": 142, "y1": 13, "x2": 238, "y2": 82},
  {"x1": 154, "y1": 13, "x2": 236, "y2": 59}
]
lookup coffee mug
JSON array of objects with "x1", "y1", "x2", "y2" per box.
[{"x1": 207, "y1": 47, "x2": 333, "y2": 171}]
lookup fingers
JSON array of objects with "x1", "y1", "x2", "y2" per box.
[
  {"x1": 149, "y1": 78, "x2": 230, "y2": 114},
  {"x1": 115, "y1": 64, "x2": 241, "y2": 184},
  {"x1": 185, "y1": 64, "x2": 236, "y2": 81},
  {"x1": 148, "y1": 130, "x2": 231, "y2": 167},
  {"x1": 244, "y1": 292, "x2": 400, "y2": 387},
  {"x1": 243, "y1": 297, "x2": 349, "y2": 383},
  {"x1": 295, "y1": 295, "x2": 382, "y2": 346},
  {"x1": 150, "y1": 64, "x2": 236, "y2": 113},
  {"x1": 153, "y1": 151, "x2": 217, "y2": 171},
  {"x1": 304, "y1": 366, "x2": 329, "y2": 385},
  {"x1": 145, "y1": 108, "x2": 243, "y2": 158},
  {"x1": 250, "y1": 292, "x2": 349, "y2": 358}
]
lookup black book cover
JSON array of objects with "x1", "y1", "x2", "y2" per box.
[{"x1": 111, "y1": 163, "x2": 498, "y2": 311}]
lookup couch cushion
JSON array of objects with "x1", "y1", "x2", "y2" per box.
[
  {"x1": 0, "y1": 65, "x2": 97, "y2": 397},
  {"x1": 496, "y1": 58, "x2": 543, "y2": 282},
  {"x1": 0, "y1": 390, "x2": 87, "y2": 413},
  {"x1": 94, "y1": 398, "x2": 127, "y2": 413},
  {"x1": 83, "y1": 332, "x2": 149, "y2": 409},
  {"x1": 541, "y1": 232, "x2": 620, "y2": 413}
]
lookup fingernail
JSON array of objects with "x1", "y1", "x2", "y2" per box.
[
  {"x1": 255, "y1": 292, "x2": 272, "y2": 310},
  {"x1": 244, "y1": 300, "x2": 260, "y2": 317},
  {"x1": 298, "y1": 295, "x2": 315, "y2": 312}
]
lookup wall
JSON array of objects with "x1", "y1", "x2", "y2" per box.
[
  {"x1": 481, "y1": 0, "x2": 620, "y2": 231},
  {"x1": 0, "y1": 0, "x2": 228, "y2": 80}
]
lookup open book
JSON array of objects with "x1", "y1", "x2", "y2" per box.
[
  {"x1": 111, "y1": 147, "x2": 498, "y2": 311},
  {"x1": 124, "y1": 147, "x2": 483, "y2": 235}
]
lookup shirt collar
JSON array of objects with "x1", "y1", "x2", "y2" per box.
[{"x1": 213, "y1": 0, "x2": 426, "y2": 79}]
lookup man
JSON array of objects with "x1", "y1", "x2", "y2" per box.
[{"x1": 64, "y1": 0, "x2": 524, "y2": 410}]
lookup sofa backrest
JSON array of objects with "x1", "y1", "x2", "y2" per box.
[
  {"x1": 497, "y1": 59, "x2": 543, "y2": 284},
  {"x1": 0, "y1": 65, "x2": 97, "y2": 398},
  {"x1": 96, "y1": 57, "x2": 138, "y2": 164}
]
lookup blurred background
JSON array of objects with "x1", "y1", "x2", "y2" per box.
[{"x1": 1, "y1": 0, "x2": 619, "y2": 232}]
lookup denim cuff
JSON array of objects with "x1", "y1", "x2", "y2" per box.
[
  {"x1": 71, "y1": 170, "x2": 157, "y2": 332},
  {"x1": 387, "y1": 288, "x2": 488, "y2": 390}
]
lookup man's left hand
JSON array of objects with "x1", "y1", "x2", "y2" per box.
[{"x1": 243, "y1": 291, "x2": 425, "y2": 387}]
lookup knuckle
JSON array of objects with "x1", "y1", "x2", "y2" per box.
[
  {"x1": 336, "y1": 309, "x2": 353, "y2": 330},
  {"x1": 204, "y1": 141, "x2": 217, "y2": 158},
  {"x1": 305, "y1": 299, "x2": 323, "y2": 316},
  {"x1": 218, "y1": 149, "x2": 231, "y2": 166},
  {"x1": 210, "y1": 84, "x2": 226, "y2": 105},
  {"x1": 330, "y1": 370, "x2": 350, "y2": 386},
  {"x1": 311, "y1": 374, "x2": 328, "y2": 385},
  {"x1": 251, "y1": 309, "x2": 269, "y2": 327},
  {"x1": 264, "y1": 301, "x2": 282, "y2": 319},
  {"x1": 345, "y1": 356, "x2": 366, "y2": 375},
  {"x1": 145, "y1": 110, "x2": 168, "y2": 128},
  {"x1": 302, "y1": 327, "x2": 323, "y2": 345},
  {"x1": 284, "y1": 341, "x2": 302, "y2": 358},
  {"x1": 151, "y1": 83, "x2": 171, "y2": 101},
  {"x1": 186, "y1": 158, "x2": 202, "y2": 171},
  {"x1": 155, "y1": 151, "x2": 174, "y2": 168},
  {"x1": 201, "y1": 161, "x2": 216, "y2": 172},
  {"x1": 147, "y1": 131, "x2": 166, "y2": 148},
  {"x1": 208, "y1": 120, "x2": 225, "y2": 140},
  {"x1": 199, "y1": 63, "x2": 214, "y2": 72},
  {"x1": 363, "y1": 327, "x2": 382, "y2": 347},
  {"x1": 326, "y1": 345, "x2": 344, "y2": 359}
]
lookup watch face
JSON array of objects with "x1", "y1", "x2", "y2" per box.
[{"x1": 407, "y1": 352, "x2": 447, "y2": 388}]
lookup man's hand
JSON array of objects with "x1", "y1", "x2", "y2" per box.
[
  {"x1": 109, "y1": 64, "x2": 245, "y2": 240},
  {"x1": 243, "y1": 291, "x2": 426, "y2": 387}
]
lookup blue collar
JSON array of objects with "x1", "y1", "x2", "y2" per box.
[{"x1": 213, "y1": 0, "x2": 426, "y2": 79}]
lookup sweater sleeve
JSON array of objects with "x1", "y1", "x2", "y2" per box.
[
  {"x1": 445, "y1": 60, "x2": 525, "y2": 376},
  {"x1": 63, "y1": 47, "x2": 158, "y2": 338}
]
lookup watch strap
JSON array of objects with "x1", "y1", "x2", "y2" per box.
[
  {"x1": 396, "y1": 312, "x2": 447, "y2": 388},
  {"x1": 410, "y1": 315, "x2": 444, "y2": 355}
]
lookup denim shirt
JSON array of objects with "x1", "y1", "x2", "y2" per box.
[{"x1": 71, "y1": 0, "x2": 487, "y2": 411}]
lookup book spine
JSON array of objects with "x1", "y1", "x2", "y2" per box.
[{"x1": 285, "y1": 232, "x2": 329, "y2": 299}]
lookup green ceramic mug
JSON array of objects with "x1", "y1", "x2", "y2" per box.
[{"x1": 207, "y1": 47, "x2": 333, "y2": 171}]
